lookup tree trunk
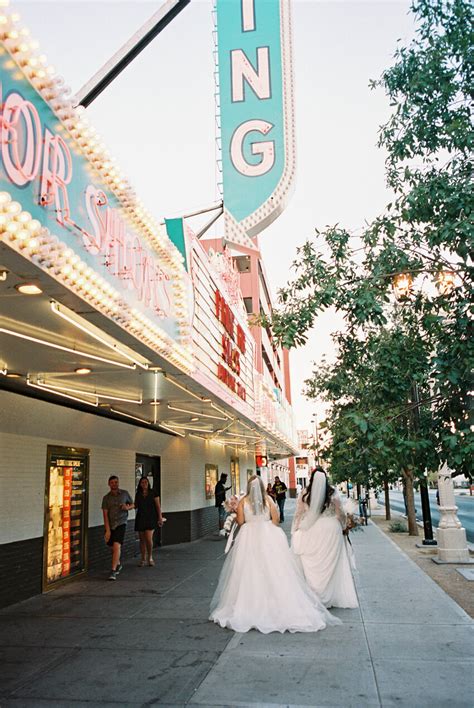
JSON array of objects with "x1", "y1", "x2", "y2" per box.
[
  {"x1": 384, "y1": 478, "x2": 391, "y2": 521},
  {"x1": 402, "y1": 468, "x2": 418, "y2": 536}
]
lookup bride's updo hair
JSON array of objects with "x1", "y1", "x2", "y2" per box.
[
  {"x1": 245, "y1": 475, "x2": 267, "y2": 508},
  {"x1": 303, "y1": 467, "x2": 335, "y2": 513}
]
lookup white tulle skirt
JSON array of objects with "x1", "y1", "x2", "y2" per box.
[
  {"x1": 293, "y1": 516, "x2": 358, "y2": 609},
  {"x1": 209, "y1": 519, "x2": 341, "y2": 633}
]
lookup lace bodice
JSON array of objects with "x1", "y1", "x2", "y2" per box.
[
  {"x1": 243, "y1": 501, "x2": 271, "y2": 523},
  {"x1": 292, "y1": 490, "x2": 346, "y2": 532},
  {"x1": 322, "y1": 504, "x2": 337, "y2": 518}
]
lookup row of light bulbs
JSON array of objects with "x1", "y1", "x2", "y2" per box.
[
  {"x1": 0, "y1": 191, "x2": 193, "y2": 372},
  {"x1": 0, "y1": 3, "x2": 194, "y2": 370},
  {"x1": 0, "y1": 3, "x2": 294, "y2": 445}
]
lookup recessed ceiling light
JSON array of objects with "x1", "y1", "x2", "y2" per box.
[
  {"x1": 74, "y1": 367, "x2": 92, "y2": 375},
  {"x1": 149, "y1": 400, "x2": 161, "y2": 406},
  {"x1": 6, "y1": 371, "x2": 22, "y2": 378},
  {"x1": 16, "y1": 283, "x2": 42, "y2": 295},
  {"x1": 191, "y1": 417, "x2": 199, "y2": 422}
]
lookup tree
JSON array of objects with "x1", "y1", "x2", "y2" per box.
[{"x1": 262, "y1": 0, "x2": 473, "y2": 531}]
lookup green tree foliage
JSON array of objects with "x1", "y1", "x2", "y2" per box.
[{"x1": 263, "y1": 0, "x2": 473, "y2": 529}]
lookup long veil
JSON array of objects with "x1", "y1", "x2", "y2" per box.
[
  {"x1": 299, "y1": 471, "x2": 327, "y2": 530},
  {"x1": 249, "y1": 477, "x2": 265, "y2": 516}
]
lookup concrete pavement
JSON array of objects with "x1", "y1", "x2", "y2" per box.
[{"x1": 1, "y1": 500, "x2": 473, "y2": 707}]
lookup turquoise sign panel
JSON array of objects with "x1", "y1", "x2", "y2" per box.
[
  {"x1": 0, "y1": 59, "x2": 180, "y2": 341},
  {"x1": 165, "y1": 218, "x2": 188, "y2": 271},
  {"x1": 216, "y1": 0, "x2": 295, "y2": 237}
]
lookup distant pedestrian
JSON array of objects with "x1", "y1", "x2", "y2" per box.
[
  {"x1": 215, "y1": 473, "x2": 231, "y2": 530},
  {"x1": 266, "y1": 483, "x2": 276, "y2": 501},
  {"x1": 134, "y1": 476, "x2": 164, "y2": 566},
  {"x1": 102, "y1": 475, "x2": 133, "y2": 581},
  {"x1": 272, "y1": 476, "x2": 288, "y2": 522}
]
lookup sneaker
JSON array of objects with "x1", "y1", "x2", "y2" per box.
[
  {"x1": 148, "y1": 558, "x2": 155, "y2": 566},
  {"x1": 108, "y1": 571, "x2": 117, "y2": 581},
  {"x1": 115, "y1": 563, "x2": 123, "y2": 574},
  {"x1": 138, "y1": 559, "x2": 146, "y2": 567}
]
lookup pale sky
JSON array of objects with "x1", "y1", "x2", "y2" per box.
[{"x1": 16, "y1": 0, "x2": 414, "y2": 431}]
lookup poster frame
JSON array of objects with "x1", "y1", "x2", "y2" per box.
[
  {"x1": 205, "y1": 463, "x2": 219, "y2": 501},
  {"x1": 42, "y1": 445, "x2": 89, "y2": 592}
]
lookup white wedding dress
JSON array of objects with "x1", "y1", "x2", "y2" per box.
[
  {"x1": 292, "y1": 489, "x2": 358, "y2": 609},
  {"x1": 209, "y1": 499, "x2": 341, "y2": 633}
]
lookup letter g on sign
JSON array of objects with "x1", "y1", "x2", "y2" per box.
[{"x1": 230, "y1": 119, "x2": 275, "y2": 177}]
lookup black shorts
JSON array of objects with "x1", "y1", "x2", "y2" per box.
[{"x1": 107, "y1": 524, "x2": 126, "y2": 546}]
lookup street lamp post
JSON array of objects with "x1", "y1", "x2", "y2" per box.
[
  {"x1": 411, "y1": 382, "x2": 437, "y2": 546},
  {"x1": 392, "y1": 273, "x2": 448, "y2": 546},
  {"x1": 311, "y1": 415, "x2": 320, "y2": 465}
]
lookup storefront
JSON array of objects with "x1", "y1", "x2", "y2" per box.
[{"x1": 0, "y1": 4, "x2": 298, "y2": 608}]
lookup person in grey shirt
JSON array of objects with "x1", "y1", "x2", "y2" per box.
[{"x1": 102, "y1": 475, "x2": 133, "y2": 581}]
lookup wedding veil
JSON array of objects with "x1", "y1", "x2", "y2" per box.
[
  {"x1": 249, "y1": 477, "x2": 265, "y2": 516},
  {"x1": 299, "y1": 471, "x2": 327, "y2": 530}
]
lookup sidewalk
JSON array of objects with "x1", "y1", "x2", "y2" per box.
[{"x1": 1, "y1": 500, "x2": 473, "y2": 707}]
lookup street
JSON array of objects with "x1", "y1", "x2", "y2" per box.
[{"x1": 385, "y1": 490, "x2": 474, "y2": 543}]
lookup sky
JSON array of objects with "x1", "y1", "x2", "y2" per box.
[{"x1": 15, "y1": 0, "x2": 415, "y2": 432}]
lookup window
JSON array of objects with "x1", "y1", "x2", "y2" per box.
[
  {"x1": 244, "y1": 297, "x2": 253, "y2": 314},
  {"x1": 234, "y1": 256, "x2": 251, "y2": 273}
]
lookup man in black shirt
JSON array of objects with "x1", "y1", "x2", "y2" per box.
[
  {"x1": 215, "y1": 473, "x2": 231, "y2": 530},
  {"x1": 272, "y1": 476, "x2": 288, "y2": 522}
]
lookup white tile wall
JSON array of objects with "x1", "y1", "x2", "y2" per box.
[{"x1": 0, "y1": 390, "x2": 256, "y2": 544}]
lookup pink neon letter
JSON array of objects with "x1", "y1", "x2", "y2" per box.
[
  {"x1": 40, "y1": 130, "x2": 73, "y2": 225},
  {"x1": 1, "y1": 90, "x2": 42, "y2": 186}
]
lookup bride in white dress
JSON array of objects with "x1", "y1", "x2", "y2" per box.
[
  {"x1": 209, "y1": 476, "x2": 341, "y2": 634},
  {"x1": 291, "y1": 469, "x2": 358, "y2": 609}
]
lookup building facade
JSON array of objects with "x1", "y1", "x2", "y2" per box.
[{"x1": 0, "y1": 7, "x2": 298, "y2": 607}]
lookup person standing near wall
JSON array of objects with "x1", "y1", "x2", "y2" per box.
[
  {"x1": 272, "y1": 476, "x2": 288, "y2": 522},
  {"x1": 102, "y1": 475, "x2": 133, "y2": 581},
  {"x1": 215, "y1": 473, "x2": 231, "y2": 531}
]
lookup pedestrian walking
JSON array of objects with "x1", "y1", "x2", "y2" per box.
[
  {"x1": 102, "y1": 475, "x2": 133, "y2": 581},
  {"x1": 215, "y1": 473, "x2": 231, "y2": 530},
  {"x1": 272, "y1": 476, "x2": 288, "y2": 522},
  {"x1": 266, "y1": 482, "x2": 276, "y2": 501},
  {"x1": 134, "y1": 476, "x2": 164, "y2": 566}
]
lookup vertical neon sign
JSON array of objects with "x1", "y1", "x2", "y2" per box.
[{"x1": 216, "y1": 0, "x2": 296, "y2": 249}]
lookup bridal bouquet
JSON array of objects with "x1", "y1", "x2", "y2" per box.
[
  {"x1": 220, "y1": 494, "x2": 244, "y2": 553},
  {"x1": 219, "y1": 494, "x2": 241, "y2": 537},
  {"x1": 342, "y1": 499, "x2": 363, "y2": 537},
  {"x1": 343, "y1": 512, "x2": 363, "y2": 536}
]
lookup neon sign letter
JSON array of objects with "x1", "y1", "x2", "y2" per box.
[
  {"x1": 231, "y1": 47, "x2": 270, "y2": 102},
  {"x1": 230, "y1": 119, "x2": 275, "y2": 177}
]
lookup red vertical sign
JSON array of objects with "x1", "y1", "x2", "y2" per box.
[{"x1": 62, "y1": 467, "x2": 72, "y2": 576}]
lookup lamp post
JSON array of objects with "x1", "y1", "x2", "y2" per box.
[
  {"x1": 311, "y1": 414, "x2": 320, "y2": 465},
  {"x1": 411, "y1": 382, "x2": 437, "y2": 545},
  {"x1": 392, "y1": 271, "x2": 454, "y2": 546}
]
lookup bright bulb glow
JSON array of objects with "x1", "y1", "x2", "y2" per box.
[
  {"x1": 392, "y1": 272, "x2": 413, "y2": 299},
  {"x1": 16, "y1": 282, "x2": 42, "y2": 295}
]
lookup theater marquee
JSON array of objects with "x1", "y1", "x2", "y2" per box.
[{"x1": 0, "y1": 17, "x2": 192, "y2": 371}]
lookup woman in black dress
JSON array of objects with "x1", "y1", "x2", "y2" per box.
[{"x1": 135, "y1": 477, "x2": 163, "y2": 566}]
